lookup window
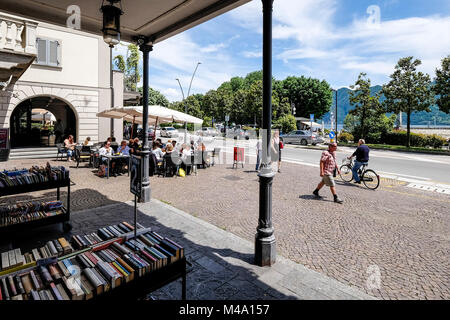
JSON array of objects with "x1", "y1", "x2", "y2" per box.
[{"x1": 35, "y1": 38, "x2": 61, "y2": 67}]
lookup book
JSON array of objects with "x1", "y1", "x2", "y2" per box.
[
  {"x1": 14, "y1": 275, "x2": 25, "y2": 294},
  {"x1": 79, "y1": 274, "x2": 94, "y2": 300},
  {"x1": 14, "y1": 249, "x2": 24, "y2": 266},
  {"x1": 7, "y1": 275, "x2": 17, "y2": 296},
  {"x1": 1, "y1": 251, "x2": 9, "y2": 270},
  {"x1": 29, "y1": 270, "x2": 42, "y2": 291},
  {"x1": 31, "y1": 249, "x2": 41, "y2": 261},
  {"x1": 38, "y1": 265, "x2": 53, "y2": 285},
  {"x1": 82, "y1": 268, "x2": 103, "y2": 295},
  {"x1": 50, "y1": 282, "x2": 63, "y2": 300},
  {"x1": 1, "y1": 277, "x2": 9, "y2": 300},
  {"x1": 56, "y1": 283, "x2": 70, "y2": 300},
  {"x1": 30, "y1": 290, "x2": 40, "y2": 300}
]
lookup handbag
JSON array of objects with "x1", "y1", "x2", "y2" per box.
[{"x1": 178, "y1": 168, "x2": 186, "y2": 177}]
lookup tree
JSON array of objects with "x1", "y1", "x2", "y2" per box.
[
  {"x1": 126, "y1": 44, "x2": 141, "y2": 91},
  {"x1": 434, "y1": 55, "x2": 450, "y2": 114},
  {"x1": 281, "y1": 76, "x2": 332, "y2": 119},
  {"x1": 273, "y1": 114, "x2": 297, "y2": 134},
  {"x1": 382, "y1": 57, "x2": 435, "y2": 147},
  {"x1": 114, "y1": 44, "x2": 141, "y2": 91},
  {"x1": 113, "y1": 55, "x2": 125, "y2": 73},
  {"x1": 137, "y1": 87, "x2": 169, "y2": 107},
  {"x1": 348, "y1": 73, "x2": 382, "y2": 139}
]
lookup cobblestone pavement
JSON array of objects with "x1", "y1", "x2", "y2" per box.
[{"x1": 1, "y1": 158, "x2": 449, "y2": 300}]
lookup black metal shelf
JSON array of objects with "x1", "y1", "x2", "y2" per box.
[
  {"x1": 94, "y1": 257, "x2": 187, "y2": 300},
  {"x1": 0, "y1": 178, "x2": 71, "y2": 236}
]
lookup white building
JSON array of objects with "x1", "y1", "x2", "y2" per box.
[{"x1": 0, "y1": 11, "x2": 123, "y2": 149}]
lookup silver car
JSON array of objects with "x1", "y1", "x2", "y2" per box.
[
  {"x1": 282, "y1": 130, "x2": 325, "y2": 146},
  {"x1": 160, "y1": 127, "x2": 179, "y2": 138}
]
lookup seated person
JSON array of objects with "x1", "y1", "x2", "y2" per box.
[
  {"x1": 118, "y1": 140, "x2": 130, "y2": 155},
  {"x1": 98, "y1": 141, "x2": 118, "y2": 176},
  {"x1": 180, "y1": 143, "x2": 192, "y2": 175},
  {"x1": 83, "y1": 136, "x2": 93, "y2": 146},
  {"x1": 129, "y1": 138, "x2": 141, "y2": 155},
  {"x1": 115, "y1": 140, "x2": 130, "y2": 173},
  {"x1": 64, "y1": 135, "x2": 77, "y2": 162},
  {"x1": 110, "y1": 137, "x2": 119, "y2": 153},
  {"x1": 152, "y1": 142, "x2": 164, "y2": 163}
]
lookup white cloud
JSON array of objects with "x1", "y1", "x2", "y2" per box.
[{"x1": 242, "y1": 50, "x2": 262, "y2": 58}]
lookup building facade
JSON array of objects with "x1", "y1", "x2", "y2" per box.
[{"x1": 0, "y1": 11, "x2": 123, "y2": 149}]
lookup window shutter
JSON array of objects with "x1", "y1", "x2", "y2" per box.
[
  {"x1": 48, "y1": 40, "x2": 59, "y2": 66},
  {"x1": 36, "y1": 38, "x2": 47, "y2": 64}
]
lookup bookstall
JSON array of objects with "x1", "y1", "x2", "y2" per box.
[
  {"x1": 0, "y1": 164, "x2": 71, "y2": 235},
  {"x1": 0, "y1": 222, "x2": 186, "y2": 300}
]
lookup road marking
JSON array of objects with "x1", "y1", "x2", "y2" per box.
[
  {"x1": 380, "y1": 188, "x2": 450, "y2": 203},
  {"x1": 377, "y1": 171, "x2": 432, "y2": 181}
]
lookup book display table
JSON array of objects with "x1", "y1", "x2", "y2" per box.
[
  {"x1": 0, "y1": 222, "x2": 186, "y2": 300},
  {"x1": 0, "y1": 178, "x2": 72, "y2": 235}
]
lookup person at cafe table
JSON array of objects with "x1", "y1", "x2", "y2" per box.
[{"x1": 99, "y1": 141, "x2": 118, "y2": 177}]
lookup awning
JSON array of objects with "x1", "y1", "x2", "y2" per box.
[
  {"x1": 0, "y1": 0, "x2": 251, "y2": 46},
  {"x1": 96, "y1": 105, "x2": 203, "y2": 125},
  {"x1": 300, "y1": 121, "x2": 322, "y2": 128}
]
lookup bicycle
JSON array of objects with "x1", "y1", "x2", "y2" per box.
[{"x1": 339, "y1": 158, "x2": 380, "y2": 190}]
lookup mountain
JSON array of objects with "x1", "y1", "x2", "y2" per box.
[{"x1": 320, "y1": 85, "x2": 450, "y2": 126}]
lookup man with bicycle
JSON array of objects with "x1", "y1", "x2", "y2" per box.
[{"x1": 347, "y1": 139, "x2": 370, "y2": 184}]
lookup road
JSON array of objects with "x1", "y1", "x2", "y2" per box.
[{"x1": 160, "y1": 135, "x2": 450, "y2": 185}]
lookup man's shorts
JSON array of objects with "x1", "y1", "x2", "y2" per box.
[{"x1": 322, "y1": 174, "x2": 336, "y2": 187}]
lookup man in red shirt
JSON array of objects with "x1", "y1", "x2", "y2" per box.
[{"x1": 313, "y1": 143, "x2": 344, "y2": 203}]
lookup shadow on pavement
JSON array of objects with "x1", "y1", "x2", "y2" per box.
[{"x1": 0, "y1": 193, "x2": 297, "y2": 300}]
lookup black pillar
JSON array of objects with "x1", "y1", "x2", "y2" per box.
[
  {"x1": 110, "y1": 45, "x2": 115, "y2": 138},
  {"x1": 139, "y1": 41, "x2": 153, "y2": 203},
  {"x1": 255, "y1": 0, "x2": 276, "y2": 267}
]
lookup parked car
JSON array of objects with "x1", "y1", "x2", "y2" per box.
[
  {"x1": 196, "y1": 127, "x2": 219, "y2": 137},
  {"x1": 137, "y1": 128, "x2": 155, "y2": 140},
  {"x1": 282, "y1": 130, "x2": 325, "y2": 145},
  {"x1": 160, "y1": 127, "x2": 179, "y2": 138}
]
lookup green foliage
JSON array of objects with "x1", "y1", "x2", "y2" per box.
[
  {"x1": 202, "y1": 116, "x2": 212, "y2": 127},
  {"x1": 382, "y1": 57, "x2": 435, "y2": 147},
  {"x1": 343, "y1": 113, "x2": 358, "y2": 133},
  {"x1": 137, "y1": 87, "x2": 169, "y2": 107},
  {"x1": 282, "y1": 76, "x2": 332, "y2": 119},
  {"x1": 272, "y1": 114, "x2": 297, "y2": 134},
  {"x1": 434, "y1": 55, "x2": 450, "y2": 114},
  {"x1": 382, "y1": 130, "x2": 446, "y2": 148},
  {"x1": 338, "y1": 131, "x2": 354, "y2": 143},
  {"x1": 349, "y1": 73, "x2": 383, "y2": 139},
  {"x1": 113, "y1": 55, "x2": 125, "y2": 73}
]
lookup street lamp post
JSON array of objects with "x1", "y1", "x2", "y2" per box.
[
  {"x1": 176, "y1": 62, "x2": 201, "y2": 143},
  {"x1": 255, "y1": 0, "x2": 276, "y2": 267}
]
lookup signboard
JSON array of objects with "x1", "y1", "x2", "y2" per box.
[
  {"x1": 310, "y1": 114, "x2": 314, "y2": 122},
  {"x1": 130, "y1": 155, "x2": 143, "y2": 197},
  {"x1": 329, "y1": 131, "x2": 335, "y2": 139},
  {"x1": 225, "y1": 115, "x2": 230, "y2": 122},
  {"x1": 0, "y1": 128, "x2": 8, "y2": 149}
]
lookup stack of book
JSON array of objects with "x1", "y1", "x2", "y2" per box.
[
  {"x1": 0, "y1": 163, "x2": 69, "y2": 188},
  {"x1": 0, "y1": 222, "x2": 184, "y2": 300},
  {"x1": 0, "y1": 201, "x2": 65, "y2": 227}
]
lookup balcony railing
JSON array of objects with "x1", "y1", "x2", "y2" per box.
[{"x1": 0, "y1": 13, "x2": 38, "y2": 55}]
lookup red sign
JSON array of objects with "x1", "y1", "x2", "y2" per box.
[{"x1": 0, "y1": 128, "x2": 8, "y2": 149}]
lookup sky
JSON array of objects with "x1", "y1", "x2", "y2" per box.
[{"x1": 113, "y1": 0, "x2": 450, "y2": 102}]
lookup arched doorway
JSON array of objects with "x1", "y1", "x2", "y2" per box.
[{"x1": 10, "y1": 96, "x2": 77, "y2": 148}]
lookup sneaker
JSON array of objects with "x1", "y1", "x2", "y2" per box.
[
  {"x1": 313, "y1": 190, "x2": 322, "y2": 198},
  {"x1": 334, "y1": 197, "x2": 344, "y2": 204},
  {"x1": 354, "y1": 181, "x2": 361, "y2": 184}
]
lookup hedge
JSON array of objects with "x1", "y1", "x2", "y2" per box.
[{"x1": 381, "y1": 130, "x2": 447, "y2": 148}]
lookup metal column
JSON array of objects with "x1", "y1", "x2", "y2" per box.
[{"x1": 255, "y1": 0, "x2": 276, "y2": 267}]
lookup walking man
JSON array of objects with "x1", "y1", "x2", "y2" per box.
[{"x1": 313, "y1": 142, "x2": 344, "y2": 204}]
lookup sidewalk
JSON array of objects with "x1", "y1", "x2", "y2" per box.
[{"x1": 68, "y1": 198, "x2": 375, "y2": 300}]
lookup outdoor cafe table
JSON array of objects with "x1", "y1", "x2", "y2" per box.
[{"x1": 103, "y1": 154, "x2": 131, "y2": 179}]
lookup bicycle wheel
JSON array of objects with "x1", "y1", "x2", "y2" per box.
[
  {"x1": 362, "y1": 169, "x2": 380, "y2": 190},
  {"x1": 339, "y1": 165, "x2": 353, "y2": 182}
]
